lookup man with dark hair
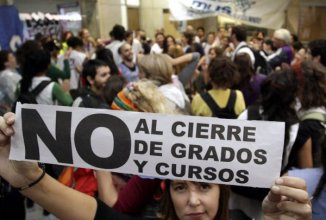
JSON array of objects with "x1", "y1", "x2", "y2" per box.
[
  {"x1": 307, "y1": 39, "x2": 326, "y2": 67},
  {"x1": 106, "y1": 24, "x2": 126, "y2": 66},
  {"x1": 66, "y1": 36, "x2": 87, "y2": 89},
  {"x1": 118, "y1": 43, "x2": 139, "y2": 83},
  {"x1": 230, "y1": 25, "x2": 255, "y2": 66},
  {"x1": 72, "y1": 59, "x2": 110, "y2": 108},
  {"x1": 196, "y1": 26, "x2": 206, "y2": 43}
]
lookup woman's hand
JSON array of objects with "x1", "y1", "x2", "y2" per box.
[
  {"x1": 263, "y1": 176, "x2": 312, "y2": 220},
  {"x1": 0, "y1": 112, "x2": 41, "y2": 188}
]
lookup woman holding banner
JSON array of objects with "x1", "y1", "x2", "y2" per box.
[{"x1": 0, "y1": 112, "x2": 312, "y2": 220}]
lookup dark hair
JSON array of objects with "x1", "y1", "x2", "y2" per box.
[
  {"x1": 103, "y1": 75, "x2": 126, "y2": 106},
  {"x1": 299, "y1": 61, "x2": 326, "y2": 110},
  {"x1": 163, "y1": 35, "x2": 176, "y2": 53},
  {"x1": 109, "y1": 24, "x2": 126, "y2": 41},
  {"x1": 16, "y1": 40, "x2": 41, "y2": 67},
  {"x1": 161, "y1": 180, "x2": 229, "y2": 220},
  {"x1": 96, "y1": 48, "x2": 119, "y2": 75},
  {"x1": 43, "y1": 40, "x2": 61, "y2": 52},
  {"x1": 313, "y1": 134, "x2": 326, "y2": 198},
  {"x1": 82, "y1": 59, "x2": 108, "y2": 86},
  {"x1": 125, "y1": 30, "x2": 133, "y2": 40},
  {"x1": 231, "y1": 25, "x2": 247, "y2": 42},
  {"x1": 233, "y1": 53, "x2": 255, "y2": 91},
  {"x1": 292, "y1": 41, "x2": 304, "y2": 52},
  {"x1": 20, "y1": 49, "x2": 51, "y2": 93},
  {"x1": 260, "y1": 69, "x2": 298, "y2": 148},
  {"x1": 208, "y1": 47, "x2": 224, "y2": 58},
  {"x1": 61, "y1": 31, "x2": 74, "y2": 41},
  {"x1": 155, "y1": 32, "x2": 164, "y2": 39},
  {"x1": 197, "y1": 26, "x2": 205, "y2": 32},
  {"x1": 183, "y1": 31, "x2": 194, "y2": 45},
  {"x1": 291, "y1": 33, "x2": 299, "y2": 43},
  {"x1": 209, "y1": 56, "x2": 240, "y2": 88},
  {"x1": 67, "y1": 37, "x2": 84, "y2": 49},
  {"x1": 0, "y1": 50, "x2": 9, "y2": 71},
  {"x1": 308, "y1": 39, "x2": 326, "y2": 67}
]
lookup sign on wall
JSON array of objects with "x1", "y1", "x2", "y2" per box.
[
  {"x1": 169, "y1": 0, "x2": 290, "y2": 29},
  {"x1": 10, "y1": 103, "x2": 285, "y2": 188}
]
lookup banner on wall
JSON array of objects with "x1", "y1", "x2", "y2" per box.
[
  {"x1": 20, "y1": 14, "x2": 61, "y2": 40},
  {"x1": 0, "y1": 5, "x2": 23, "y2": 51},
  {"x1": 10, "y1": 103, "x2": 285, "y2": 188},
  {"x1": 169, "y1": 0, "x2": 290, "y2": 29}
]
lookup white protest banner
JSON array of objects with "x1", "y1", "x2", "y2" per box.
[
  {"x1": 10, "y1": 103, "x2": 284, "y2": 187},
  {"x1": 169, "y1": 0, "x2": 290, "y2": 29}
]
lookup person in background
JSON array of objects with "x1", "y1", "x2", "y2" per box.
[
  {"x1": 132, "y1": 29, "x2": 145, "y2": 57},
  {"x1": 266, "y1": 28, "x2": 294, "y2": 70},
  {"x1": 150, "y1": 32, "x2": 165, "y2": 54},
  {"x1": 230, "y1": 25, "x2": 255, "y2": 66},
  {"x1": 181, "y1": 31, "x2": 204, "y2": 57},
  {"x1": 0, "y1": 50, "x2": 21, "y2": 113},
  {"x1": 233, "y1": 53, "x2": 266, "y2": 106},
  {"x1": 79, "y1": 28, "x2": 96, "y2": 58},
  {"x1": 95, "y1": 48, "x2": 120, "y2": 76},
  {"x1": 106, "y1": 24, "x2": 126, "y2": 66},
  {"x1": 191, "y1": 56, "x2": 245, "y2": 119},
  {"x1": 162, "y1": 35, "x2": 176, "y2": 54},
  {"x1": 43, "y1": 40, "x2": 71, "y2": 85},
  {"x1": 196, "y1": 26, "x2": 206, "y2": 44},
  {"x1": 66, "y1": 36, "x2": 87, "y2": 90},
  {"x1": 118, "y1": 43, "x2": 139, "y2": 83},
  {"x1": 72, "y1": 59, "x2": 110, "y2": 109}
]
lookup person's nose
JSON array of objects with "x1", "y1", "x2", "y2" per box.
[{"x1": 188, "y1": 191, "x2": 201, "y2": 207}]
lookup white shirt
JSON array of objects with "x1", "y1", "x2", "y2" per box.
[
  {"x1": 106, "y1": 40, "x2": 124, "y2": 66},
  {"x1": 150, "y1": 43, "x2": 163, "y2": 54},
  {"x1": 231, "y1": 41, "x2": 255, "y2": 66},
  {"x1": 132, "y1": 38, "x2": 144, "y2": 62},
  {"x1": 68, "y1": 50, "x2": 86, "y2": 90},
  {"x1": 30, "y1": 76, "x2": 55, "y2": 105}
]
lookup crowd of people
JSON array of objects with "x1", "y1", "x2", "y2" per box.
[{"x1": 0, "y1": 22, "x2": 325, "y2": 220}]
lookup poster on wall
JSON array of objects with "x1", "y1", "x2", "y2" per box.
[
  {"x1": 169, "y1": 0, "x2": 290, "y2": 29},
  {"x1": 0, "y1": 5, "x2": 23, "y2": 51},
  {"x1": 20, "y1": 13, "x2": 61, "y2": 40}
]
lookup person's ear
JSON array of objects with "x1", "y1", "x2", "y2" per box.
[{"x1": 87, "y1": 76, "x2": 94, "y2": 86}]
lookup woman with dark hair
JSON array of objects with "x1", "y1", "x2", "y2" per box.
[
  {"x1": 96, "y1": 48, "x2": 120, "y2": 76},
  {"x1": 295, "y1": 61, "x2": 326, "y2": 167},
  {"x1": 231, "y1": 69, "x2": 313, "y2": 219},
  {"x1": 233, "y1": 53, "x2": 266, "y2": 106},
  {"x1": 162, "y1": 35, "x2": 176, "y2": 54},
  {"x1": 160, "y1": 180, "x2": 230, "y2": 220},
  {"x1": 18, "y1": 48, "x2": 72, "y2": 106},
  {"x1": 191, "y1": 56, "x2": 245, "y2": 119},
  {"x1": 181, "y1": 32, "x2": 204, "y2": 57}
]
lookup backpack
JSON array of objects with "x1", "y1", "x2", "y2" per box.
[
  {"x1": 12, "y1": 81, "x2": 52, "y2": 112},
  {"x1": 200, "y1": 90, "x2": 238, "y2": 119}
]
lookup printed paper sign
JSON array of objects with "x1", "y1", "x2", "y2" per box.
[
  {"x1": 169, "y1": 0, "x2": 290, "y2": 30},
  {"x1": 10, "y1": 103, "x2": 285, "y2": 187}
]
